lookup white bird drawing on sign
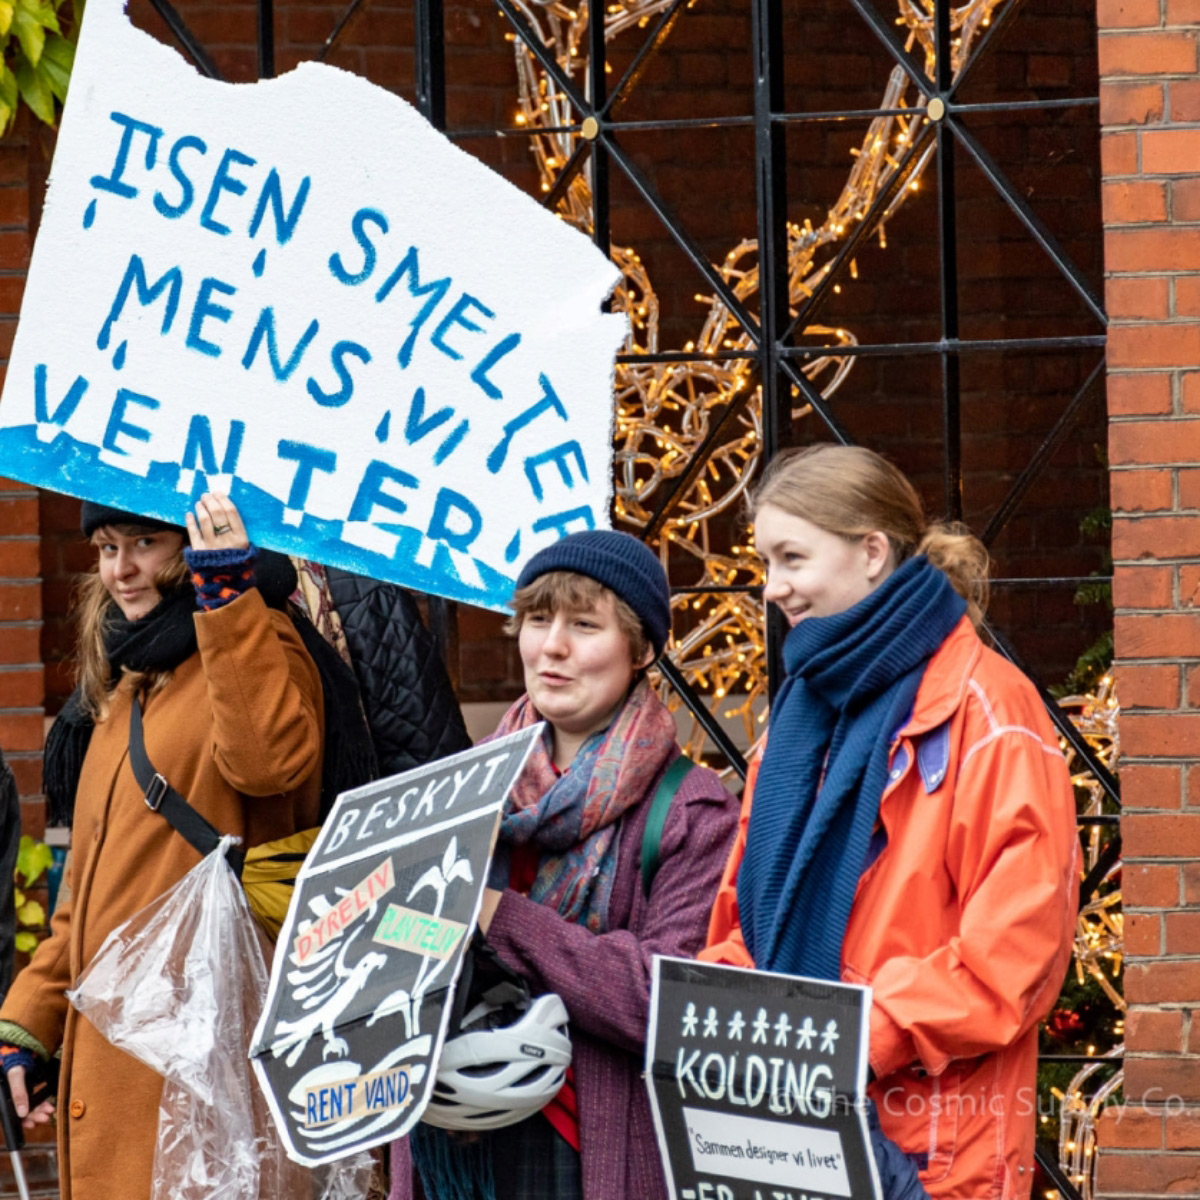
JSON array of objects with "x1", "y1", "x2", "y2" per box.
[
  {"x1": 272, "y1": 918, "x2": 389, "y2": 1067},
  {"x1": 369, "y1": 836, "x2": 474, "y2": 1037}
]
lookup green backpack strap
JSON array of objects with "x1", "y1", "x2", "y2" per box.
[{"x1": 641, "y1": 754, "x2": 695, "y2": 898}]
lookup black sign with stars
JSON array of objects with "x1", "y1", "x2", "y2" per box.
[{"x1": 645, "y1": 957, "x2": 882, "y2": 1200}]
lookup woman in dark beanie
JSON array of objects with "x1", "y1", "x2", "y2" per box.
[
  {"x1": 0, "y1": 492, "x2": 373, "y2": 1200},
  {"x1": 394, "y1": 529, "x2": 738, "y2": 1200}
]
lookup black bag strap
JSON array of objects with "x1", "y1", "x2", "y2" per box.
[
  {"x1": 129, "y1": 697, "x2": 245, "y2": 878},
  {"x1": 641, "y1": 754, "x2": 695, "y2": 899}
]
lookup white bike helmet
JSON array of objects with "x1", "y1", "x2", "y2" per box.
[{"x1": 422, "y1": 991, "x2": 572, "y2": 1131}]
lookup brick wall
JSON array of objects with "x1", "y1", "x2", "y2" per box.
[
  {"x1": 1098, "y1": 0, "x2": 1200, "y2": 1191},
  {"x1": 0, "y1": 109, "x2": 44, "y2": 838}
]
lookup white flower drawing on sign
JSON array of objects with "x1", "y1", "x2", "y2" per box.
[{"x1": 369, "y1": 836, "x2": 474, "y2": 1037}]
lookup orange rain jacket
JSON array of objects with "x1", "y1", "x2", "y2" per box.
[{"x1": 702, "y1": 616, "x2": 1078, "y2": 1200}]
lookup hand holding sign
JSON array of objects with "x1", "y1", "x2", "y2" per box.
[{"x1": 186, "y1": 492, "x2": 250, "y2": 551}]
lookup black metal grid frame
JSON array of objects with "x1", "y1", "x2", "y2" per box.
[{"x1": 141, "y1": 0, "x2": 1115, "y2": 1192}]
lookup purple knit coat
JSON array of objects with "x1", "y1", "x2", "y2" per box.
[{"x1": 389, "y1": 754, "x2": 738, "y2": 1200}]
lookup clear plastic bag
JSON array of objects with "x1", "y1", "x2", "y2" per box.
[{"x1": 68, "y1": 837, "x2": 374, "y2": 1199}]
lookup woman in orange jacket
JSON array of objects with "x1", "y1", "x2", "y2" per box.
[{"x1": 702, "y1": 444, "x2": 1078, "y2": 1200}]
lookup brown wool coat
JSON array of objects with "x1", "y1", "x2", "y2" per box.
[{"x1": 1, "y1": 590, "x2": 324, "y2": 1200}]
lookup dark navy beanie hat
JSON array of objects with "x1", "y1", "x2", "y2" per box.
[
  {"x1": 514, "y1": 530, "x2": 672, "y2": 657},
  {"x1": 81, "y1": 502, "x2": 184, "y2": 538}
]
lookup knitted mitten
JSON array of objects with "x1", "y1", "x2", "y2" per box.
[{"x1": 184, "y1": 545, "x2": 259, "y2": 612}]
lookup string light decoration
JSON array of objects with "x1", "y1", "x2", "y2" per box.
[
  {"x1": 497, "y1": 3, "x2": 1121, "y2": 1189},
  {"x1": 502, "y1": 0, "x2": 1006, "y2": 748},
  {"x1": 1050, "y1": 675, "x2": 1122, "y2": 1200}
]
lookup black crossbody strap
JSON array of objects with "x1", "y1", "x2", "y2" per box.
[{"x1": 129, "y1": 698, "x2": 245, "y2": 878}]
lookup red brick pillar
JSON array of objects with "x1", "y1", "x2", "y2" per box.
[
  {"x1": 0, "y1": 115, "x2": 43, "y2": 835},
  {"x1": 1099, "y1": 0, "x2": 1200, "y2": 1190}
]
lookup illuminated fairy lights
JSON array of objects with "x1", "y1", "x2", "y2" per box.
[
  {"x1": 496, "y1": 4, "x2": 1120, "y2": 1189},
  {"x1": 501, "y1": 0, "x2": 1008, "y2": 749}
]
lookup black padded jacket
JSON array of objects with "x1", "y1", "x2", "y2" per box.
[{"x1": 326, "y1": 569, "x2": 472, "y2": 776}]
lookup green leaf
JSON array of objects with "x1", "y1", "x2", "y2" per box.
[
  {"x1": 15, "y1": 835, "x2": 53, "y2": 888},
  {"x1": 0, "y1": 62, "x2": 16, "y2": 108},
  {"x1": 0, "y1": 3, "x2": 15, "y2": 37},
  {"x1": 12, "y1": 5, "x2": 45, "y2": 66},
  {"x1": 16, "y1": 899, "x2": 44, "y2": 926},
  {"x1": 15, "y1": 931, "x2": 37, "y2": 954},
  {"x1": 17, "y1": 0, "x2": 59, "y2": 33},
  {"x1": 38, "y1": 32, "x2": 72, "y2": 103}
]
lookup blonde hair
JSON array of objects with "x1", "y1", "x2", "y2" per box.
[
  {"x1": 750, "y1": 444, "x2": 990, "y2": 627},
  {"x1": 505, "y1": 570, "x2": 652, "y2": 666},
  {"x1": 75, "y1": 525, "x2": 190, "y2": 720}
]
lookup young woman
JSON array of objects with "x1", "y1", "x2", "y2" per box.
[
  {"x1": 703, "y1": 445, "x2": 1079, "y2": 1200},
  {"x1": 395, "y1": 529, "x2": 739, "y2": 1200},
  {"x1": 0, "y1": 493, "x2": 370, "y2": 1200}
]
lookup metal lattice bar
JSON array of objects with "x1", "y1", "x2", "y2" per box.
[
  {"x1": 414, "y1": 0, "x2": 446, "y2": 129},
  {"x1": 601, "y1": 0, "x2": 692, "y2": 117},
  {"x1": 948, "y1": 118, "x2": 1107, "y2": 325},
  {"x1": 257, "y1": 0, "x2": 275, "y2": 79},
  {"x1": 935, "y1": 0, "x2": 963, "y2": 521},
  {"x1": 981, "y1": 357, "x2": 1108, "y2": 547},
  {"x1": 492, "y1": 0, "x2": 590, "y2": 115},
  {"x1": 600, "y1": 132, "x2": 763, "y2": 340},
  {"x1": 147, "y1": 0, "x2": 223, "y2": 79},
  {"x1": 542, "y1": 139, "x2": 591, "y2": 211},
  {"x1": 316, "y1": 0, "x2": 369, "y2": 63},
  {"x1": 778, "y1": 125, "x2": 936, "y2": 345},
  {"x1": 844, "y1": 0, "x2": 931, "y2": 93},
  {"x1": 784, "y1": 334, "x2": 1108, "y2": 358},
  {"x1": 948, "y1": 0, "x2": 1030, "y2": 100}
]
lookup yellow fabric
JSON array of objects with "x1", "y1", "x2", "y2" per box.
[{"x1": 242, "y1": 827, "x2": 320, "y2": 938}]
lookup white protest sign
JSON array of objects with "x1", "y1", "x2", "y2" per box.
[{"x1": 0, "y1": 0, "x2": 625, "y2": 609}]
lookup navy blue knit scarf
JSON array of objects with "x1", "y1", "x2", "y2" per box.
[{"x1": 737, "y1": 556, "x2": 965, "y2": 980}]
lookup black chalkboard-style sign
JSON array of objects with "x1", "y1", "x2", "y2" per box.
[
  {"x1": 646, "y1": 956, "x2": 882, "y2": 1200},
  {"x1": 250, "y1": 725, "x2": 542, "y2": 1166}
]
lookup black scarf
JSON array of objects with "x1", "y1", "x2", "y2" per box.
[{"x1": 44, "y1": 552, "x2": 377, "y2": 827}]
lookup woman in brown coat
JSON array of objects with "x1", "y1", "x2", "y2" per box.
[{"x1": 0, "y1": 493, "x2": 329, "y2": 1200}]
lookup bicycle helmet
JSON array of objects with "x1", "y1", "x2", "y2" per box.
[{"x1": 422, "y1": 967, "x2": 572, "y2": 1131}]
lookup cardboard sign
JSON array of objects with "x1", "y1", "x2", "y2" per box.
[
  {"x1": 646, "y1": 957, "x2": 882, "y2": 1200},
  {"x1": 250, "y1": 726, "x2": 542, "y2": 1165},
  {"x1": 0, "y1": 0, "x2": 625, "y2": 610}
]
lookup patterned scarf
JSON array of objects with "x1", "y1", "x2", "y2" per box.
[{"x1": 491, "y1": 676, "x2": 679, "y2": 932}]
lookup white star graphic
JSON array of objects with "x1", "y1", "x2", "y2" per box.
[
  {"x1": 820, "y1": 1019, "x2": 840, "y2": 1054},
  {"x1": 681, "y1": 1002, "x2": 698, "y2": 1037},
  {"x1": 773, "y1": 1012, "x2": 792, "y2": 1047},
  {"x1": 751, "y1": 1007, "x2": 770, "y2": 1044}
]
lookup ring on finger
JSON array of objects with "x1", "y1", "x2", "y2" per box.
[{"x1": 212, "y1": 523, "x2": 232, "y2": 535}]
